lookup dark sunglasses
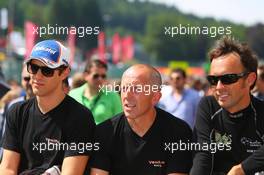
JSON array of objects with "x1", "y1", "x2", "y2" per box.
[
  {"x1": 170, "y1": 76, "x2": 183, "y2": 81},
  {"x1": 92, "y1": 73, "x2": 106, "y2": 80},
  {"x1": 23, "y1": 77, "x2": 30, "y2": 82},
  {"x1": 27, "y1": 62, "x2": 65, "y2": 77},
  {"x1": 207, "y1": 72, "x2": 249, "y2": 86}
]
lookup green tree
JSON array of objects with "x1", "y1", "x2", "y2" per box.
[
  {"x1": 144, "y1": 13, "x2": 208, "y2": 63},
  {"x1": 48, "y1": 0, "x2": 103, "y2": 55},
  {"x1": 246, "y1": 23, "x2": 264, "y2": 60},
  {"x1": 143, "y1": 12, "x2": 247, "y2": 64}
]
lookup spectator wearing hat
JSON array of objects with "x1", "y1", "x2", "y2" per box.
[{"x1": 0, "y1": 40, "x2": 95, "y2": 175}]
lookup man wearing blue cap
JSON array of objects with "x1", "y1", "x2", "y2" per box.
[{"x1": 0, "y1": 40, "x2": 96, "y2": 175}]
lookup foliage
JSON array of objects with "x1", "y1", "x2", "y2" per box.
[{"x1": 0, "y1": 0, "x2": 263, "y2": 62}]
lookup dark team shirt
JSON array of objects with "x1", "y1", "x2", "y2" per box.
[
  {"x1": 2, "y1": 95, "x2": 95, "y2": 174},
  {"x1": 89, "y1": 107, "x2": 192, "y2": 175},
  {"x1": 191, "y1": 95, "x2": 264, "y2": 175}
]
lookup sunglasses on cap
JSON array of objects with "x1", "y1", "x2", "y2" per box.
[
  {"x1": 27, "y1": 62, "x2": 66, "y2": 77},
  {"x1": 206, "y1": 72, "x2": 249, "y2": 86},
  {"x1": 92, "y1": 73, "x2": 106, "y2": 80}
]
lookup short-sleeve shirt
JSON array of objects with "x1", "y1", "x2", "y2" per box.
[
  {"x1": 191, "y1": 96, "x2": 264, "y2": 175},
  {"x1": 2, "y1": 95, "x2": 95, "y2": 174},
  {"x1": 69, "y1": 83, "x2": 123, "y2": 124},
  {"x1": 158, "y1": 86, "x2": 201, "y2": 129},
  {"x1": 89, "y1": 107, "x2": 192, "y2": 175}
]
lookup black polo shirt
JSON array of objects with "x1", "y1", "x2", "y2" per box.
[
  {"x1": 191, "y1": 96, "x2": 264, "y2": 175},
  {"x1": 90, "y1": 107, "x2": 192, "y2": 175}
]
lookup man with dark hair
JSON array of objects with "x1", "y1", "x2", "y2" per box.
[
  {"x1": 84, "y1": 59, "x2": 108, "y2": 74},
  {"x1": 191, "y1": 36, "x2": 264, "y2": 175},
  {"x1": 158, "y1": 68, "x2": 200, "y2": 129},
  {"x1": 89, "y1": 64, "x2": 192, "y2": 175},
  {"x1": 69, "y1": 59, "x2": 122, "y2": 124},
  {"x1": 0, "y1": 40, "x2": 95, "y2": 175}
]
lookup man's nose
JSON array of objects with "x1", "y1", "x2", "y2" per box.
[
  {"x1": 123, "y1": 87, "x2": 133, "y2": 98},
  {"x1": 215, "y1": 80, "x2": 225, "y2": 89}
]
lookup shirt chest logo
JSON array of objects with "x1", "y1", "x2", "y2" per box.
[
  {"x1": 148, "y1": 160, "x2": 166, "y2": 168},
  {"x1": 241, "y1": 137, "x2": 262, "y2": 153},
  {"x1": 215, "y1": 131, "x2": 232, "y2": 145}
]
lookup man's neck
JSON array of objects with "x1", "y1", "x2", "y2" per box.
[
  {"x1": 37, "y1": 90, "x2": 66, "y2": 114},
  {"x1": 127, "y1": 108, "x2": 156, "y2": 137},
  {"x1": 172, "y1": 88, "x2": 184, "y2": 100},
  {"x1": 173, "y1": 87, "x2": 184, "y2": 95},
  {"x1": 227, "y1": 94, "x2": 251, "y2": 114},
  {"x1": 84, "y1": 84, "x2": 99, "y2": 100},
  {"x1": 25, "y1": 90, "x2": 34, "y2": 100}
]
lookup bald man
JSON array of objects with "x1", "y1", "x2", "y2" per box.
[{"x1": 89, "y1": 64, "x2": 192, "y2": 175}]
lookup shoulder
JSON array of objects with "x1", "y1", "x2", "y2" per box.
[
  {"x1": 160, "y1": 85, "x2": 173, "y2": 95},
  {"x1": 65, "y1": 95, "x2": 89, "y2": 110},
  {"x1": 65, "y1": 95, "x2": 93, "y2": 114},
  {"x1": 6, "y1": 97, "x2": 35, "y2": 123},
  {"x1": 7, "y1": 96, "x2": 25, "y2": 108},
  {"x1": 7, "y1": 97, "x2": 35, "y2": 113},
  {"x1": 60, "y1": 96, "x2": 96, "y2": 135},
  {"x1": 97, "y1": 113, "x2": 124, "y2": 130},
  {"x1": 194, "y1": 96, "x2": 222, "y2": 127},
  {"x1": 156, "y1": 107, "x2": 192, "y2": 136},
  {"x1": 95, "y1": 113, "x2": 124, "y2": 137},
  {"x1": 159, "y1": 86, "x2": 173, "y2": 103},
  {"x1": 185, "y1": 88, "x2": 200, "y2": 97},
  {"x1": 198, "y1": 96, "x2": 219, "y2": 109},
  {"x1": 63, "y1": 95, "x2": 94, "y2": 122},
  {"x1": 69, "y1": 84, "x2": 86, "y2": 97},
  {"x1": 252, "y1": 95, "x2": 264, "y2": 107},
  {"x1": 252, "y1": 95, "x2": 264, "y2": 117},
  {"x1": 101, "y1": 90, "x2": 120, "y2": 99}
]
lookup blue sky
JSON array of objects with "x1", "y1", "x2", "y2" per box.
[{"x1": 149, "y1": 0, "x2": 264, "y2": 26}]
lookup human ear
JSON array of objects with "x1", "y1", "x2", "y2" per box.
[
  {"x1": 152, "y1": 91, "x2": 162, "y2": 105},
  {"x1": 247, "y1": 72, "x2": 257, "y2": 88}
]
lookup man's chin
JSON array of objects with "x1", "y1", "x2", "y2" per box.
[
  {"x1": 217, "y1": 100, "x2": 232, "y2": 109},
  {"x1": 124, "y1": 112, "x2": 137, "y2": 119}
]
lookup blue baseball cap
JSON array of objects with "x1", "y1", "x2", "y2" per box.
[{"x1": 25, "y1": 40, "x2": 70, "y2": 69}]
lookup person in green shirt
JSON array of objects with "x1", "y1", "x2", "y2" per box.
[{"x1": 69, "y1": 59, "x2": 122, "y2": 124}]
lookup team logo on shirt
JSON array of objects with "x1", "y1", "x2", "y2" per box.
[
  {"x1": 240, "y1": 137, "x2": 263, "y2": 153},
  {"x1": 46, "y1": 138, "x2": 60, "y2": 144},
  {"x1": 148, "y1": 160, "x2": 166, "y2": 168},
  {"x1": 214, "y1": 131, "x2": 232, "y2": 145}
]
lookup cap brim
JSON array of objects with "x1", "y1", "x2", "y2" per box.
[{"x1": 24, "y1": 57, "x2": 60, "y2": 69}]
